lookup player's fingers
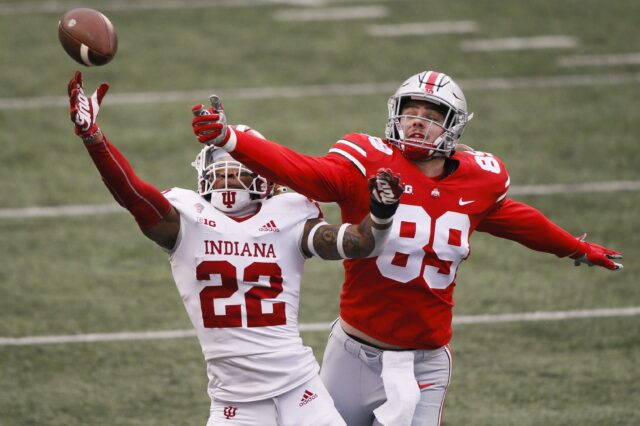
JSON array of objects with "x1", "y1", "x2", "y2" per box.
[
  {"x1": 69, "y1": 88, "x2": 80, "y2": 107},
  {"x1": 590, "y1": 255, "x2": 618, "y2": 270},
  {"x1": 377, "y1": 171, "x2": 392, "y2": 182},
  {"x1": 67, "y1": 77, "x2": 78, "y2": 96},
  {"x1": 191, "y1": 104, "x2": 215, "y2": 117},
  {"x1": 74, "y1": 71, "x2": 83, "y2": 88},
  {"x1": 96, "y1": 83, "x2": 110, "y2": 104},
  {"x1": 209, "y1": 95, "x2": 223, "y2": 111},
  {"x1": 197, "y1": 133, "x2": 219, "y2": 144},
  {"x1": 193, "y1": 122, "x2": 223, "y2": 133},
  {"x1": 192, "y1": 113, "x2": 221, "y2": 125}
]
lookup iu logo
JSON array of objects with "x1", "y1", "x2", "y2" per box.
[
  {"x1": 223, "y1": 406, "x2": 237, "y2": 419},
  {"x1": 222, "y1": 191, "x2": 236, "y2": 208}
]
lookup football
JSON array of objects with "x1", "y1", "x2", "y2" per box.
[{"x1": 58, "y1": 8, "x2": 118, "y2": 66}]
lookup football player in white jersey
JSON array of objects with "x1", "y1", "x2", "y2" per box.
[{"x1": 66, "y1": 71, "x2": 405, "y2": 426}]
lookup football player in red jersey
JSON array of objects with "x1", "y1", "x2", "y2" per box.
[
  {"x1": 191, "y1": 70, "x2": 623, "y2": 426},
  {"x1": 66, "y1": 71, "x2": 407, "y2": 426}
]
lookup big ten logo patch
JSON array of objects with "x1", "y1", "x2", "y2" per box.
[{"x1": 197, "y1": 217, "x2": 217, "y2": 228}]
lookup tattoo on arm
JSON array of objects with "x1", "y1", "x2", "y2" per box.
[
  {"x1": 341, "y1": 225, "x2": 374, "y2": 258},
  {"x1": 301, "y1": 214, "x2": 393, "y2": 260}
]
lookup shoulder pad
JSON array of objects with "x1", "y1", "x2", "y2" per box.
[
  {"x1": 162, "y1": 187, "x2": 201, "y2": 205},
  {"x1": 264, "y1": 192, "x2": 323, "y2": 220},
  {"x1": 457, "y1": 151, "x2": 510, "y2": 201},
  {"x1": 327, "y1": 133, "x2": 395, "y2": 176}
]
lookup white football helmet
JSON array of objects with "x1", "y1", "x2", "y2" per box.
[
  {"x1": 385, "y1": 71, "x2": 473, "y2": 160},
  {"x1": 191, "y1": 125, "x2": 273, "y2": 214}
]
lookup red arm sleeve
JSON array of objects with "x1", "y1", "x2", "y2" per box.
[
  {"x1": 476, "y1": 198, "x2": 581, "y2": 257},
  {"x1": 228, "y1": 131, "x2": 354, "y2": 203},
  {"x1": 85, "y1": 134, "x2": 173, "y2": 229}
]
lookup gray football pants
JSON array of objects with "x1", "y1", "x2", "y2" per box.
[{"x1": 320, "y1": 321, "x2": 452, "y2": 426}]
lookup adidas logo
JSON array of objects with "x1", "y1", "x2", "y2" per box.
[
  {"x1": 259, "y1": 220, "x2": 280, "y2": 232},
  {"x1": 299, "y1": 389, "x2": 318, "y2": 407}
]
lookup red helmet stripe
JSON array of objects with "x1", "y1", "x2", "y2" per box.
[{"x1": 424, "y1": 71, "x2": 441, "y2": 93}]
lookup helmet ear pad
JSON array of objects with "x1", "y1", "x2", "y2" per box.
[{"x1": 248, "y1": 173, "x2": 274, "y2": 200}]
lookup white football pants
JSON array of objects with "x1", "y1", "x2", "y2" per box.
[
  {"x1": 206, "y1": 375, "x2": 346, "y2": 426},
  {"x1": 320, "y1": 321, "x2": 452, "y2": 426}
]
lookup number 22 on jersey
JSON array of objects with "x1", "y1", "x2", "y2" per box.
[
  {"x1": 196, "y1": 260, "x2": 287, "y2": 328},
  {"x1": 376, "y1": 205, "x2": 470, "y2": 289}
]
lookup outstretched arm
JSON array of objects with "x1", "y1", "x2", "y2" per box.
[
  {"x1": 478, "y1": 198, "x2": 623, "y2": 271},
  {"x1": 300, "y1": 169, "x2": 404, "y2": 260},
  {"x1": 67, "y1": 71, "x2": 179, "y2": 250},
  {"x1": 191, "y1": 98, "x2": 352, "y2": 203}
]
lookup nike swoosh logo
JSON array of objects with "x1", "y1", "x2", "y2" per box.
[
  {"x1": 458, "y1": 198, "x2": 475, "y2": 206},
  {"x1": 418, "y1": 383, "x2": 435, "y2": 390}
]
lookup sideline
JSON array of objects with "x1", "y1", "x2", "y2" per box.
[{"x1": 2, "y1": 307, "x2": 638, "y2": 346}]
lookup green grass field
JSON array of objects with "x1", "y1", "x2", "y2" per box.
[{"x1": 1, "y1": 0, "x2": 639, "y2": 424}]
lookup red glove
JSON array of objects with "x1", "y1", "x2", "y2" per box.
[
  {"x1": 67, "y1": 71, "x2": 109, "y2": 140},
  {"x1": 570, "y1": 233, "x2": 623, "y2": 271},
  {"x1": 191, "y1": 95, "x2": 233, "y2": 146},
  {"x1": 368, "y1": 168, "x2": 405, "y2": 221}
]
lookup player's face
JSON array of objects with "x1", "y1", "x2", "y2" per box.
[
  {"x1": 400, "y1": 100, "x2": 446, "y2": 143},
  {"x1": 212, "y1": 168, "x2": 254, "y2": 190}
]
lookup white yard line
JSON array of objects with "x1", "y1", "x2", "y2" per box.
[
  {"x1": 2, "y1": 72, "x2": 640, "y2": 111},
  {"x1": 452, "y1": 307, "x2": 640, "y2": 325},
  {"x1": 0, "y1": 204, "x2": 123, "y2": 219},
  {"x1": 0, "y1": 0, "x2": 330, "y2": 15},
  {"x1": 274, "y1": 5, "x2": 387, "y2": 21},
  {"x1": 508, "y1": 180, "x2": 640, "y2": 196},
  {"x1": 461, "y1": 36, "x2": 578, "y2": 52},
  {"x1": 558, "y1": 52, "x2": 640, "y2": 67},
  {"x1": 368, "y1": 21, "x2": 478, "y2": 37},
  {"x1": 1, "y1": 307, "x2": 638, "y2": 346},
  {"x1": 2, "y1": 180, "x2": 638, "y2": 220}
]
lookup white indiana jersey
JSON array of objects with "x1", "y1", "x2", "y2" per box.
[{"x1": 163, "y1": 188, "x2": 322, "y2": 403}]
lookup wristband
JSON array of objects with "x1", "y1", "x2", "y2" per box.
[
  {"x1": 370, "y1": 199, "x2": 399, "y2": 220},
  {"x1": 337, "y1": 223, "x2": 351, "y2": 259},
  {"x1": 370, "y1": 212, "x2": 393, "y2": 226},
  {"x1": 220, "y1": 126, "x2": 237, "y2": 151},
  {"x1": 82, "y1": 128, "x2": 102, "y2": 143},
  {"x1": 306, "y1": 221, "x2": 328, "y2": 258}
]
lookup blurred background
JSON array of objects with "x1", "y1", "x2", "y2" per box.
[{"x1": 1, "y1": 0, "x2": 638, "y2": 424}]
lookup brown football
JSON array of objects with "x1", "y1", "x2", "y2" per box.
[{"x1": 58, "y1": 8, "x2": 118, "y2": 66}]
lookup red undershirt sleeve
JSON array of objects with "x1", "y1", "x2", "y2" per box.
[
  {"x1": 477, "y1": 198, "x2": 581, "y2": 257},
  {"x1": 228, "y1": 131, "x2": 352, "y2": 203},
  {"x1": 84, "y1": 135, "x2": 173, "y2": 229}
]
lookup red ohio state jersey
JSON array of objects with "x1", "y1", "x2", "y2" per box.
[
  {"x1": 229, "y1": 131, "x2": 581, "y2": 349},
  {"x1": 327, "y1": 134, "x2": 509, "y2": 348}
]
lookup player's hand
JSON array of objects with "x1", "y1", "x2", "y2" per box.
[
  {"x1": 368, "y1": 168, "x2": 404, "y2": 221},
  {"x1": 571, "y1": 233, "x2": 623, "y2": 271},
  {"x1": 67, "y1": 71, "x2": 109, "y2": 140},
  {"x1": 191, "y1": 95, "x2": 231, "y2": 146}
]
